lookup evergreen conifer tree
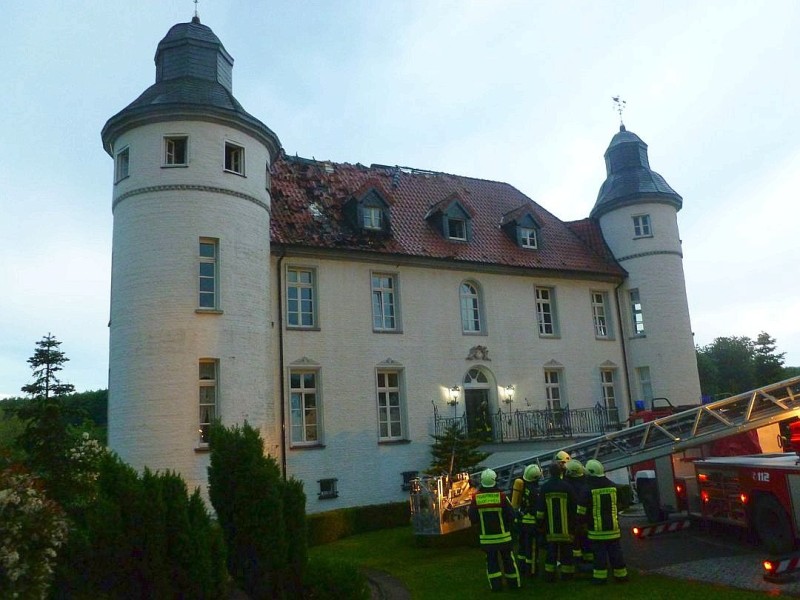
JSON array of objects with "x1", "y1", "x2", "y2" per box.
[{"x1": 426, "y1": 422, "x2": 490, "y2": 476}]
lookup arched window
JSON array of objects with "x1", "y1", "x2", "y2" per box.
[{"x1": 460, "y1": 281, "x2": 483, "y2": 334}]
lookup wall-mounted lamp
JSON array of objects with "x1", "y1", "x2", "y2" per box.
[
  {"x1": 447, "y1": 385, "x2": 461, "y2": 406},
  {"x1": 503, "y1": 385, "x2": 515, "y2": 405}
]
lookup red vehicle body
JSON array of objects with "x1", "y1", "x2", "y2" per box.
[{"x1": 692, "y1": 452, "x2": 800, "y2": 554}]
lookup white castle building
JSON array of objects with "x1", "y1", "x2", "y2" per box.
[{"x1": 101, "y1": 18, "x2": 701, "y2": 512}]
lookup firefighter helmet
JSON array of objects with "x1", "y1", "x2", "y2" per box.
[
  {"x1": 554, "y1": 450, "x2": 571, "y2": 465},
  {"x1": 586, "y1": 459, "x2": 605, "y2": 476},
  {"x1": 481, "y1": 468, "x2": 497, "y2": 488},
  {"x1": 565, "y1": 459, "x2": 584, "y2": 478},
  {"x1": 523, "y1": 464, "x2": 542, "y2": 482}
]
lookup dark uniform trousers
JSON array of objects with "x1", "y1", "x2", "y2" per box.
[
  {"x1": 470, "y1": 489, "x2": 521, "y2": 591},
  {"x1": 513, "y1": 479, "x2": 539, "y2": 577},
  {"x1": 577, "y1": 480, "x2": 628, "y2": 583},
  {"x1": 536, "y1": 488, "x2": 576, "y2": 581}
]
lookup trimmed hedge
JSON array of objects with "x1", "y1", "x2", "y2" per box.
[{"x1": 308, "y1": 501, "x2": 410, "y2": 546}]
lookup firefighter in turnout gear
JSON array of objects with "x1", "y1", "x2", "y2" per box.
[
  {"x1": 535, "y1": 462, "x2": 578, "y2": 581},
  {"x1": 576, "y1": 459, "x2": 628, "y2": 584},
  {"x1": 511, "y1": 464, "x2": 542, "y2": 577},
  {"x1": 564, "y1": 459, "x2": 592, "y2": 566},
  {"x1": 469, "y1": 469, "x2": 521, "y2": 591},
  {"x1": 553, "y1": 450, "x2": 571, "y2": 476}
]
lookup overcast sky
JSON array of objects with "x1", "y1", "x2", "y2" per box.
[{"x1": 2, "y1": 1, "x2": 799, "y2": 397}]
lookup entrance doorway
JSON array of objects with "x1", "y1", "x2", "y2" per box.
[{"x1": 465, "y1": 388, "x2": 491, "y2": 441}]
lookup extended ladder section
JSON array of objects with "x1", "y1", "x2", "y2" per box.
[{"x1": 478, "y1": 376, "x2": 800, "y2": 490}]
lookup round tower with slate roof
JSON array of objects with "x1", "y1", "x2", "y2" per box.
[
  {"x1": 101, "y1": 17, "x2": 281, "y2": 491},
  {"x1": 592, "y1": 125, "x2": 701, "y2": 409}
]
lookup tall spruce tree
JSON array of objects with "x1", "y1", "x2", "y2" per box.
[{"x1": 13, "y1": 334, "x2": 77, "y2": 500}]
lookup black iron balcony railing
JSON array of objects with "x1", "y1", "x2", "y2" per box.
[{"x1": 433, "y1": 405, "x2": 622, "y2": 443}]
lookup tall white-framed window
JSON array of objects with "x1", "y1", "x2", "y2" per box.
[
  {"x1": 289, "y1": 369, "x2": 320, "y2": 445},
  {"x1": 520, "y1": 227, "x2": 538, "y2": 249},
  {"x1": 600, "y1": 368, "x2": 617, "y2": 409},
  {"x1": 636, "y1": 366, "x2": 653, "y2": 405},
  {"x1": 115, "y1": 146, "x2": 129, "y2": 183},
  {"x1": 591, "y1": 291, "x2": 610, "y2": 338},
  {"x1": 544, "y1": 369, "x2": 562, "y2": 410},
  {"x1": 199, "y1": 238, "x2": 219, "y2": 309},
  {"x1": 286, "y1": 266, "x2": 316, "y2": 328},
  {"x1": 198, "y1": 359, "x2": 218, "y2": 445},
  {"x1": 633, "y1": 214, "x2": 652, "y2": 238},
  {"x1": 224, "y1": 141, "x2": 245, "y2": 175},
  {"x1": 630, "y1": 288, "x2": 645, "y2": 335},
  {"x1": 363, "y1": 206, "x2": 383, "y2": 230},
  {"x1": 164, "y1": 135, "x2": 188, "y2": 166},
  {"x1": 460, "y1": 281, "x2": 483, "y2": 334},
  {"x1": 371, "y1": 273, "x2": 399, "y2": 332},
  {"x1": 376, "y1": 369, "x2": 404, "y2": 441},
  {"x1": 535, "y1": 286, "x2": 558, "y2": 336}
]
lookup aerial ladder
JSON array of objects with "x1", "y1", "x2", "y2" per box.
[{"x1": 410, "y1": 376, "x2": 800, "y2": 535}]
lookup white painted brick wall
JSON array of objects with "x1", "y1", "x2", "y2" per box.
[
  {"x1": 109, "y1": 120, "x2": 272, "y2": 496},
  {"x1": 599, "y1": 200, "x2": 702, "y2": 407},
  {"x1": 273, "y1": 257, "x2": 630, "y2": 512}
]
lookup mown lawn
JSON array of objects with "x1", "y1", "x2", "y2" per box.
[{"x1": 309, "y1": 526, "x2": 772, "y2": 599}]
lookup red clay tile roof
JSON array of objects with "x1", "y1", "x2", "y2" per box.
[{"x1": 270, "y1": 154, "x2": 625, "y2": 279}]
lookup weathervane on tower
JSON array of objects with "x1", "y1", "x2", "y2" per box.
[{"x1": 612, "y1": 95, "x2": 627, "y2": 129}]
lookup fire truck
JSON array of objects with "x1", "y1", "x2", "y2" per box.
[
  {"x1": 675, "y1": 439, "x2": 800, "y2": 555},
  {"x1": 410, "y1": 376, "x2": 800, "y2": 550}
]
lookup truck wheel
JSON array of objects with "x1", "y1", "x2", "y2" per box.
[{"x1": 753, "y1": 495, "x2": 795, "y2": 555}]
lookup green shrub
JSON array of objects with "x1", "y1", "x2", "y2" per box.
[
  {"x1": 308, "y1": 502, "x2": 409, "y2": 546},
  {"x1": 53, "y1": 452, "x2": 227, "y2": 599},
  {"x1": 208, "y1": 421, "x2": 307, "y2": 599},
  {"x1": 0, "y1": 464, "x2": 69, "y2": 599},
  {"x1": 302, "y1": 556, "x2": 370, "y2": 600}
]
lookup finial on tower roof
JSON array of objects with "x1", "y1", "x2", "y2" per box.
[
  {"x1": 612, "y1": 95, "x2": 627, "y2": 130},
  {"x1": 193, "y1": 0, "x2": 200, "y2": 22}
]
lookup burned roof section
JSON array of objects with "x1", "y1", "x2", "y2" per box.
[{"x1": 270, "y1": 155, "x2": 625, "y2": 279}]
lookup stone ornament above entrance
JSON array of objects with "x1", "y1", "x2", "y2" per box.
[{"x1": 466, "y1": 345, "x2": 490, "y2": 361}]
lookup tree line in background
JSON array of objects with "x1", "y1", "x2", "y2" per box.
[
  {"x1": 0, "y1": 334, "x2": 368, "y2": 599},
  {"x1": 696, "y1": 331, "x2": 799, "y2": 400}
]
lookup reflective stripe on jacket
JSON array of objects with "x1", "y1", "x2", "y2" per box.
[
  {"x1": 576, "y1": 478, "x2": 620, "y2": 540},
  {"x1": 472, "y1": 490, "x2": 513, "y2": 546}
]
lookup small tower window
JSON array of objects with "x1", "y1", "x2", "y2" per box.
[
  {"x1": 224, "y1": 142, "x2": 245, "y2": 175},
  {"x1": 630, "y1": 288, "x2": 645, "y2": 335},
  {"x1": 164, "y1": 136, "x2": 188, "y2": 166},
  {"x1": 199, "y1": 239, "x2": 219, "y2": 309},
  {"x1": 632, "y1": 214, "x2": 652, "y2": 238},
  {"x1": 198, "y1": 359, "x2": 218, "y2": 445},
  {"x1": 115, "y1": 147, "x2": 130, "y2": 183}
]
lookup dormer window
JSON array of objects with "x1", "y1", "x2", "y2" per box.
[
  {"x1": 344, "y1": 188, "x2": 391, "y2": 235},
  {"x1": 363, "y1": 206, "x2": 383, "y2": 230},
  {"x1": 501, "y1": 208, "x2": 541, "y2": 250},
  {"x1": 519, "y1": 226, "x2": 538, "y2": 249},
  {"x1": 426, "y1": 194, "x2": 473, "y2": 242},
  {"x1": 447, "y1": 217, "x2": 467, "y2": 241}
]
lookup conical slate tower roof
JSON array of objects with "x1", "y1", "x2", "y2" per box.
[
  {"x1": 591, "y1": 125, "x2": 681, "y2": 218},
  {"x1": 101, "y1": 16, "x2": 280, "y2": 158}
]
